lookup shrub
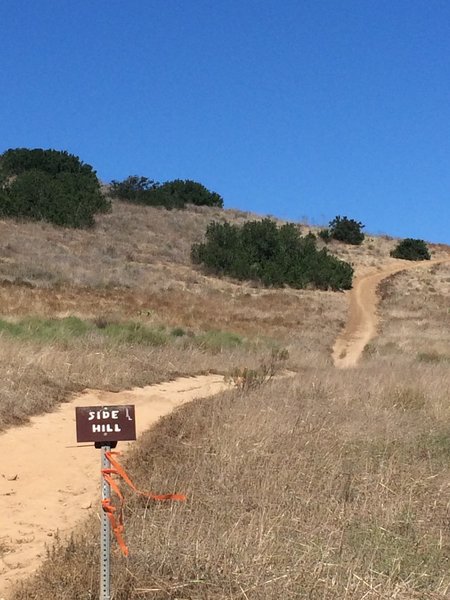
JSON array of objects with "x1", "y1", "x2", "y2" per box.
[
  {"x1": 192, "y1": 218, "x2": 353, "y2": 291},
  {"x1": 109, "y1": 176, "x2": 223, "y2": 209},
  {"x1": 390, "y1": 238, "x2": 431, "y2": 261},
  {"x1": 109, "y1": 175, "x2": 159, "y2": 202},
  {"x1": 0, "y1": 148, "x2": 109, "y2": 228},
  {"x1": 0, "y1": 148, "x2": 96, "y2": 177},
  {"x1": 318, "y1": 228, "x2": 331, "y2": 242},
  {"x1": 329, "y1": 215, "x2": 365, "y2": 245}
]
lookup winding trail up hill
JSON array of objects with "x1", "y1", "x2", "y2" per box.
[
  {"x1": 1, "y1": 254, "x2": 450, "y2": 597},
  {"x1": 333, "y1": 257, "x2": 450, "y2": 368}
]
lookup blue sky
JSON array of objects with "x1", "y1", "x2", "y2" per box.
[{"x1": 1, "y1": 1, "x2": 449, "y2": 242}]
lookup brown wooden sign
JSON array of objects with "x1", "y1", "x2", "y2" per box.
[{"x1": 76, "y1": 405, "x2": 136, "y2": 443}]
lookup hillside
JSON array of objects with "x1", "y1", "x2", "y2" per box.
[{"x1": 1, "y1": 201, "x2": 450, "y2": 599}]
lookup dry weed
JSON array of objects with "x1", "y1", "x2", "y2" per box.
[
  {"x1": 370, "y1": 262, "x2": 450, "y2": 362},
  {"x1": 5, "y1": 201, "x2": 450, "y2": 599},
  {"x1": 14, "y1": 364, "x2": 450, "y2": 599}
]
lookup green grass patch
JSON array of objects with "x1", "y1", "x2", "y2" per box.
[
  {"x1": 0, "y1": 317, "x2": 254, "y2": 353},
  {"x1": 0, "y1": 316, "x2": 90, "y2": 342},
  {"x1": 195, "y1": 329, "x2": 244, "y2": 353},
  {"x1": 0, "y1": 316, "x2": 168, "y2": 346}
]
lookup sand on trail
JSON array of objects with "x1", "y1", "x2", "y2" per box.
[
  {"x1": 0, "y1": 374, "x2": 231, "y2": 597},
  {"x1": 332, "y1": 257, "x2": 450, "y2": 369}
]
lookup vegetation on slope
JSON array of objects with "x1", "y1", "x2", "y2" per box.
[
  {"x1": 192, "y1": 218, "x2": 354, "y2": 290},
  {"x1": 109, "y1": 175, "x2": 224, "y2": 209},
  {"x1": 0, "y1": 312, "x2": 289, "y2": 430},
  {"x1": 319, "y1": 215, "x2": 365, "y2": 245},
  {"x1": 14, "y1": 363, "x2": 450, "y2": 599},
  {"x1": 1, "y1": 185, "x2": 449, "y2": 599},
  {"x1": 0, "y1": 148, "x2": 109, "y2": 227},
  {"x1": 390, "y1": 238, "x2": 431, "y2": 261}
]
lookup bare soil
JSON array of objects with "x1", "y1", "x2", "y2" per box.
[{"x1": 0, "y1": 375, "x2": 231, "y2": 597}]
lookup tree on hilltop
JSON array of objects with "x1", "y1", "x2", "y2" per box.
[
  {"x1": 321, "y1": 215, "x2": 365, "y2": 245},
  {"x1": 0, "y1": 148, "x2": 109, "y2": 228},
  {"x1": 390, "y1": 238, "x2": 431, "y2": 261},
  {"x1": 109, "y1": 176, "x2": 223, "y2": 209}
]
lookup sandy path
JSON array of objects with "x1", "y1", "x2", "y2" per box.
[
  {"x1": 333, "y1": 258, "x2": 450, "y2": 368},
  {"x1": 0, "y1": 374, "x2": 231, "y2": 597}
]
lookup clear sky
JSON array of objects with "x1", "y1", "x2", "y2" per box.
[{"x1": 1, "y1": 1, "x2": 449, "y2": 242}]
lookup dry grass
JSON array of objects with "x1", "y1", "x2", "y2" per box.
[
  {"x1": 0, "y1": 277, "x2": 343, "y2": 430},
  {"x1": 14, "y1": 363, "x2": 450, "y2": 599},
  {"x1": 4, "y1": 202, "x2": 450, "y2": 598},
  {"x1": 0, "y1": 281, "x2": 345, "y2": 350},
  {"x1": 0, "y1": 202, "x2": 258, "y2": 290},
  {"x1": 0, "y1": 324, "x2": 293, "y2": 430},
  {"x1": 0, "y1": 200, "x2": 445, "y2": 291},
  {"x1": 0, "y1": 203, "x2": 349, "y2": 432},
  {"x1": 366, "y1": 261, "x2": 450, "y2": 363}
]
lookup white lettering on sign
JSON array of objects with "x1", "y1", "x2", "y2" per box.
[
  {"x1": 88, "y1": 408, "x2": 120, "y2": 421},
  {"x1": 92, "y1": 423, "x2": 122, "y2": 433},
  {"x1": 75, "y1": 404, "x2": 136, "y2": 443}
]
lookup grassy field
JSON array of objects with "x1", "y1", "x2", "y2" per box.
[
  {"x1": 3, "y1": 201, "x2": 450, "y2": 598},
  {"x1": 0, "y1": 203, "x2": 346, "y2": 430},
  {"x1": 369, "y1": 261, "x2": 450, "y2": 363}
]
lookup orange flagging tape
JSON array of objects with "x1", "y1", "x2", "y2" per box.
[{"x1": 101, "y1": 451, "x2": 186, "y2": 556}]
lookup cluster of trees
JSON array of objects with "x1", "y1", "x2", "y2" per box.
[
  {"x1": 191, "y1": 219, "x2": 354, "y2": 291},
  {"x1": 0, "y1": 148, "x2": 109, "y2": 228},
  {"x1": 0, "y1": 150, "x2": 223, "y2": 228},
  {"x1": 109, "y1": 175, "x2": 223, "y2": 209},
  {"x1": 0, "y1": 147, "x2": 433, "y2": 281},
  {"x1": 319, "y1": 214, "x2": 431, "y2": 261}
]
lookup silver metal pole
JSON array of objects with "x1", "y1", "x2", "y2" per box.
[{"x1": 100, "y1": 444, "x2": 111, "y2": 600}]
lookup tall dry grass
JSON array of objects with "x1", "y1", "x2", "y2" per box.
[
  {"x1": 14, "y1": 362, "x2": 450, "y2": 599},
  {"x1": 5, "y1": 200, "x2": 445, "y2": 292},
  {"x1": 4, "y1": 201, "x2": 450, "y2": 598},
  {"x1": 0, "y1": 202, "x2": 348, "y2": 432},
  {"x1": 366, "y1": 261, "x2": 450, "y2": 363},
  {"x1": 0, "y1": 270, "x2": 343, "y2": 430},
  {"x1": 0, "y1": 329, "x2": 292, "y2": 430},
  {"x1": 0, "y1": 202, "x2": 257, "y2": 290}
]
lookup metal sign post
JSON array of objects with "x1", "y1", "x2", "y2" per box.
[
  {"x1": 100, "y1": 444, "x2": 111, "y2": 600},
  {"x1": 75, "y1": 405, "x2": 137, "y2": 600}
]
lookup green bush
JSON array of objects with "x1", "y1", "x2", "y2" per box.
[
  {"x1": 0, "y1": 148, "x2": 109, "y2": 228},
  {"x1": 318, "y1": 228, "x2": 331, "y2": 242},
  {"x1": 192, "y1": 219, "x2": 353, "y2": 291},
  {"x1": 109, "y1": 176, "x2": 223, "y2": 209},
  {"x1": 109, "y1": 175, "x2": 158, "y2": 202},
  {"x1": 390, "y1": 238, "x2": 431, "y2": 261},
  {"x1": 329, "y1": 215, "x2": 365, "y2": 245}
]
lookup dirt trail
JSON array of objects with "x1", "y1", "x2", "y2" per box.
[
  {"x1": 0, "y1": 374, "x2": 231, "y2": 597},
  {"x1": 2, "y1": 257, "x2": 450, "y2": 595},
  {"x1": 333, "y1": 258, "x2": 450, "y2": 368}
]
